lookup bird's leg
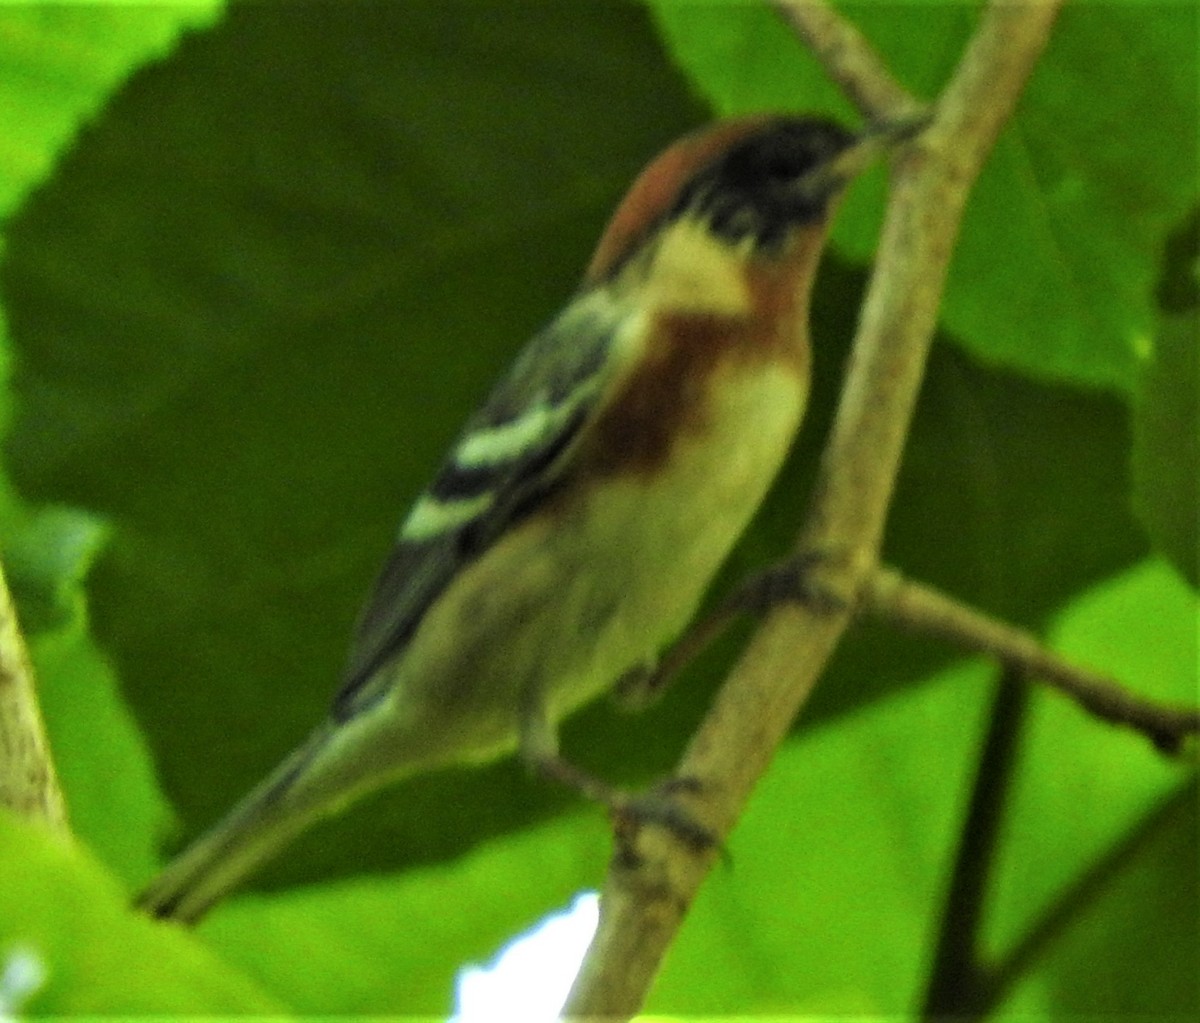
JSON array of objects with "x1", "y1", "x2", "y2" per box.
[
  {"x1": 613, "y1": 549, "x2": 848, "y2": 712},
  {"x1": 518, "y1": 683, "x2": 715, "y2": 851},
  {"x1": 518, "y1": 683, "x2": 620, "y2": 804}
]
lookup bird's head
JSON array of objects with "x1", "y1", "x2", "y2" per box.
[{"x1": 585, "y1": 113, "x2": 926, "y2": 285}]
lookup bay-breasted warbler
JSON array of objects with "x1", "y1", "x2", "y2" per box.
[{"x1": 139, "y1": 113, "x2": 922, "y2": 923}]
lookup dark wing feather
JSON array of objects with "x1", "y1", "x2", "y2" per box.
[{"x1": 333, "y1": 291, "x2": 630, "y2": 718}]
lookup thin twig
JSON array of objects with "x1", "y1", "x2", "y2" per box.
[
  {"x1": 625, "y1": 548, "x2": 1197, "y2": 754},
  {"x1": 0, "y1": 561, "x2": 70, "y2": 835},
  {"x1": 922, "y1": 669, "x2": 1030, "y2": 1020},
  {"x1": 865, "y1": 566, "x2": 1200, "y2": 754},
  {"x1": 769, "y1": 0, "x2": 915, "y2": 118},
  {"x1": 564, "y1": 1, "x2": 1064, "y2": 1017},
  {"x1": 988, "y1": 776, "x2": 1198, "y2": 1010}
]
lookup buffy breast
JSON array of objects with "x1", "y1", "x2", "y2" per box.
[{"x1": 537, "y1": 353, "x2": 807, "y2": 722}]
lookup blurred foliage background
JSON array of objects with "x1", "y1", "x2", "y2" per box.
[{"x1": 0, "y1": 1, "x2": 1195, "y2": 1017}]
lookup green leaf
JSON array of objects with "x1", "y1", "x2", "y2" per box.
[
  {"x1": 649, "y1": 657, "x2": 995, "y2": 1014},
  {"x1": 0, "y1": 470, "x2": 170, "y2": 892},
  {"x1": 1132, "y1": 309, "x2": 1200, "y2": 588},
  {"x1": 0, "y1": 0, "x2": 222, "y2": 895},
  {"x1": 0, "y1": 810, "x2": 287, "y2": 1015},
  {"x1": 31, "y1": 593, "x2": 174, "y2": 890},
  {"x1": 650, "y1": 560, "x2": 1198, "y2": 1016},
  {"x1": 1, "y1": 0, "x2": 706, "y2": 884},
  {"x1": 1, "y1": 504, "x2": 107, "y2": 633},
  {"x1": 990, "y1": 559, "x2": 1199, "y2": 1017},
  {"x1": 198, "y1": 812, "x2": 608, "y2": 1016},
  {"x1": 649, "y1": 0, "x2": 1198, "y2": 391},
  {"x1": 0, "y1": 1, "x2": 221, "y2": 218}
]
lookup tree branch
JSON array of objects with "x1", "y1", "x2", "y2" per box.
[
  {"x1": 865, "y1": 566, "x2": 1200, "y2": 754},
  {"x1": 564, "y1": 1, "x2": 1064, "y2": 1017},
  {"x1": 769, "y1": 0, "x2": 914, "y2": 118},
  {"x1": 0, "y1": 561, "x2": 70, "y2": 836},
  {"x1": 922, "y1": 668, "x2": 1030, "y2": 1019}
]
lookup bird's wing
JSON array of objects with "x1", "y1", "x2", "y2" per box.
[{"x1": 333, "y1": 289, "x2": 635, "y2": 718}]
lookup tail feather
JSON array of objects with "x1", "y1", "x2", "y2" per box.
[{"x1": 137, "y1": 724, "x2": 337, "y2": 924}]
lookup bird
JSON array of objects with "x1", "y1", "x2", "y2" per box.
[{"x1": 137, "y1": 111, "x2": 924, "y2": 924}]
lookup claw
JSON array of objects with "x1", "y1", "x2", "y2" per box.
[
  {"x1": 609, "y1": 775, "x2": 726, "y2": 869},
  {"x1": 732, "y1": 549, "x2": 849, "y2": 617}
]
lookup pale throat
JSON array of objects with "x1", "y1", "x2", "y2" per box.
[{"x1": 633, "y1": 217, "x2": 753, "y2": 317}]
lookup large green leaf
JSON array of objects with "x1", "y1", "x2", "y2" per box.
[
  {"x1": 0, "y1": 810, "x2": 286, "y2": 1015},
  {"x1": 650, "y1": 0, "x2": 1198, "y2": 392},
  {"x1": 200, "y1": 813, "x2": 608, "y2": 1015},
  {"x1": 2, "y1": 504, "x2": 170, "y2": 887},
  {"x1": 1132, "y1": 308, "x2": 1200, "y2": 587},
  {"x1": 651, "y1": 656, "x2": 996, "y2": 1014},
  {"x1": 2, "y1": 0, "x2": 709, "y2": 898},
  {"x1": 0, "y1": 2, "x2": 220, "y2": 218},
  {"x1": 991, "y1": 559, "x2": 1199, "y2": 1017},
  {"x1": 0, "y1": 0, "x2": 211, "y2": 888}
]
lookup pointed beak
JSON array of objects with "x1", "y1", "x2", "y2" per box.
[
  {"x1": 798, "y1": 107, "x2": 931, "y2": 201},
  {"x1": 838, "y1": 108, "x2": 931, "y2": 175}
]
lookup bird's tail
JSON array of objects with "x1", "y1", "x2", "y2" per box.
[{"x1": 136, "y1": 721, "x2": 347, "y2": 924}]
